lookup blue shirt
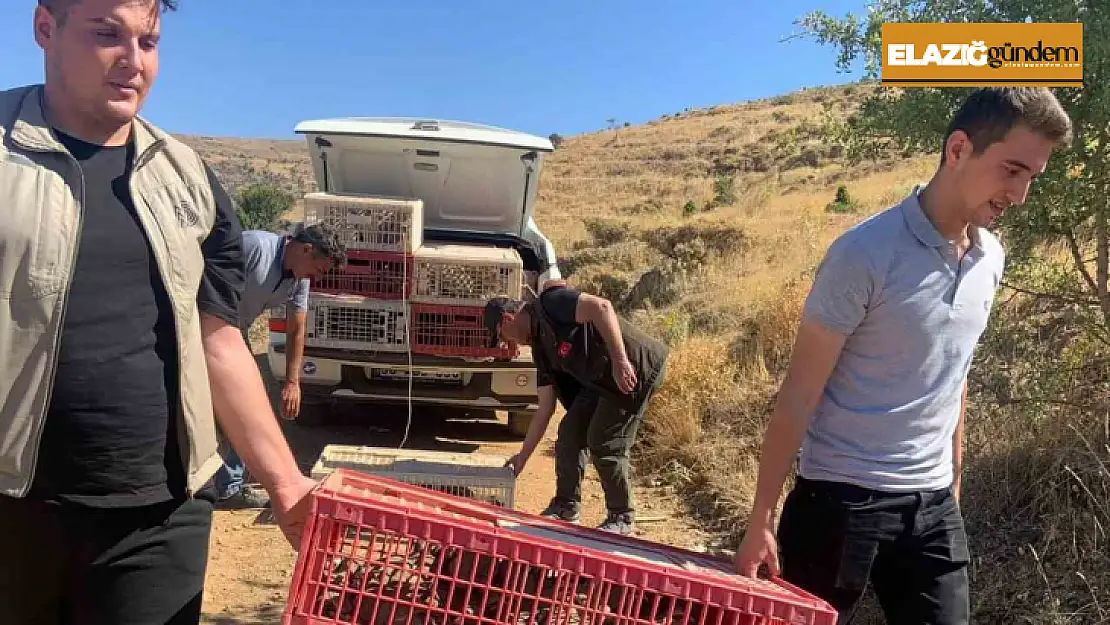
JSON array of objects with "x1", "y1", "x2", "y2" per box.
[
  {"x1": 237, "y1": 230, "x2": 310, "y2": 330},
  {"x1": 798, "y1": 185, "x2": 1005, "y2": 492}
]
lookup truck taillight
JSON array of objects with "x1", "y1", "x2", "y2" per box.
[{"x1": 269, "y1": 317, "x2": 286, "y2": 333}]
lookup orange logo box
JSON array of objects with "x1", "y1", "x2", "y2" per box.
[{"x1": 881, "y1": 22, "x2": 1083, "y2": 87}]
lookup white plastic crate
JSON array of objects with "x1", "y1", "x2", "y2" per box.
[
  {"x1": 412, "y1": 242, "x2": 523, "y2": 306},
  {"x1": 310, "y1": 445, "x2": 515, "y2": 509},
  {"x1": 305, "y1": 293, "x2": 408, "y2": 352},
  {"x1": 303, "y1": 192, "x2": 424, "y2": 253}
]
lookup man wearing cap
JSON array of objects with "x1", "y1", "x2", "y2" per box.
[
  {"x1": 214, "y1": 223, "x2": 347, "y2": 509},
  {"x1": 485, "y1": 282, "x2": 669, "y2": 535}
]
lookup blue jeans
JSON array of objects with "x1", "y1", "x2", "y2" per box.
[{"x1": 214, "y1": 443, "x2": 244, "y2": 500}]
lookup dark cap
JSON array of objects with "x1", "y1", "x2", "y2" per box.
[{"x1": 483, "y1": 297, "x2": 522, "y2": 348}]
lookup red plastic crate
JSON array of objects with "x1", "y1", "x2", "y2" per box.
[
  {"x1": 312, "y1": 250, "x2": 414, "y2": 300},
  {"x1": 411, "y1": 303, "x2": 518, "y2": 360},
  {"x1": 282, "y1": 469, "x2": 838, "y2": 625}
]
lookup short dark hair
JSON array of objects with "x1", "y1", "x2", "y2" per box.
[
  {"x1": 39, "y1": 0, "x2": 179, "y2": 25},
  {"x1": 294, "y1": 223, "x2": 347, "y2": 266},
  {"x1": 942, "y1": 87, "x2": 1073, "y2": 163},
  {"x1": 483, "y1": 297, "x2": 523, "y2": 348}
]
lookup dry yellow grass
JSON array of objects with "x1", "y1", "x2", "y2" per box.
[
  {"x1": 528, "y1": 84, "x2": 1108, "y2": 623},
  {"x1": 185, "y1": 80, "x2": 1107, "y2": 623}
]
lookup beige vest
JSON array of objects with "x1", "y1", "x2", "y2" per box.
[{"x1": 0, "y1": 84, "x2": 226, "y2": 498}]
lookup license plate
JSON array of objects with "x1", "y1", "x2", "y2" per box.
[{"x1": 369, "y1": 368, "x2": 463, "y2": 385}]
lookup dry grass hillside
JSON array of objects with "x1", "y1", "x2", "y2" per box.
[{"x1": 184, "y1": 82, "x2": 1109, "y2": 624}]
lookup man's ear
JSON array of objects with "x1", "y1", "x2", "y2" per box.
[
  {"x1": 33, "y1": 5, "x2": 58, "y2": 51},
  {"x1": 944, "y1": 130, "x2": 974, "y2": 170}
]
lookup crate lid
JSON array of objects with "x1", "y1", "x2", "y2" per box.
[{"x1": 312, "y1": 444, "x2": 513, "y2": 479}]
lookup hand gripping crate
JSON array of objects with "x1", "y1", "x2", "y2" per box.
[
  {"x1": 412, "y1": 242, "x2": 524, "y2": 307},
  {"x1": 411, "y1": 303, "x2": 519, "y2": 360},
  {"x1": 306, "y1": 293, "x2": 408, "y2": 353},
  {"x1": 282, "y1": 469, "x2": 839, "y2": 625},
  {"x1": 309, "y1": 445, "x2": 515, "y2": 508},
  {"x1": 311, "y1": 250, "x2": 415, "y2": 301},
  {"x1": 305, "y1": 192, "x2": 424, "y2": 254}
]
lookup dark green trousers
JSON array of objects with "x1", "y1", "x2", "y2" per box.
[{"x1": 553, "y1": 383, "x2": 659, "y2": 515}]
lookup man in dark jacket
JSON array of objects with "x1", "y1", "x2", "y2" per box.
[{"x1": 485, "y1": 281, "x2": 668, "y2": 535}]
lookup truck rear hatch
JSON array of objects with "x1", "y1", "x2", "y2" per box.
[{"x1": 294, "y1": 118, "x2": 554, "y2": 241}]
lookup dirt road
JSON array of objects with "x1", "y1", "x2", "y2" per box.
[{"x1": 198, "y1": 358, "x2": 711, "y2": 624}]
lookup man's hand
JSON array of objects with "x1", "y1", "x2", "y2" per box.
[
  {"x1": 504, "y1": 450, "x2": 531, "y2": 477},
  {"x1": 281, "y1": 381, "x2": 302, "y2": 420},
  {"x1": 270, "y1": 474, "x2": 319, "y2": 550},
  {"x1": 612, "y1": 355, "x2": 637, "y2": 394},
  {"x1": 734, "y1": 522, "x2": 781, "y2": 578}
]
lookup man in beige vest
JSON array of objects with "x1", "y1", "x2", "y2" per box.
[{"x1": 0, "y1": 1, "x2": 317, "y2": 622}]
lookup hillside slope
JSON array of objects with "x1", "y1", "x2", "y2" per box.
[{"x1": 183, "y1": 82, "x2": 1108, "y2": 624}]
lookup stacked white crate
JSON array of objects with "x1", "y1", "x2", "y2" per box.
[
  {"x1": 301, "y1": 191, "x2": 528, "y2": 359},
  {"x1": 309, "y1": 444, "x2": 516, "y2": 508},
  {"x1": 302, "y1": 192, "x2": 423, "y2": 352},
  {"x1": 411, "y1": 242, "x2": 524, "y2": 307}
]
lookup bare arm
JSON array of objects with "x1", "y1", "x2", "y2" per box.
[
  {"x1": 953, "y1": 379, "x2": 967, "y2": 502},
  {"x1": 202, "y1": 313, "x2": 308, "y2": 502},
  {"x1": 521, "y1": 385, "x2": 558, "y2": 459},
  {"x1": 506, "y1": 385, "x2": 558, "y2": 475},
  {"x1": 746, "y1": 317, "x2": 848, "y2": 530},
  {"x1": 284, "y1": 309, "x2": 307, "y2": 384},
  {"x1": 575, "y1": 293, "x2": 628, "y2": 362}
]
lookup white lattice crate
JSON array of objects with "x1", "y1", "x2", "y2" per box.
[
  {"x1": 303, "y1": 191, "x2": 423, "y2": 253},
  {"x1": 305, "y1": 292, "x2": 408, "y2": 352},
  {"x1": 412, "y1": 242, "x2": 523, "y2": 306},
  {"x1": 310, "y1": 444, "x2": 515, "y2": 508}
]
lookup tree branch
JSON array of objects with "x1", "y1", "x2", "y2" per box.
[
  {"x1": 1065, "y1": 226, "x2": 1100, "y2": 296},
  {"x1": 1098, "y1": 203, "x2": 1110, "y2": 324},
  {"x1": 998, "y1": 280, "x2": 1097, "y2": 306}
]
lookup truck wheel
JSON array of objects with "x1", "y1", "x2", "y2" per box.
[{"x1": 507, "y1": 411, "x2": 533, "y2": 439}]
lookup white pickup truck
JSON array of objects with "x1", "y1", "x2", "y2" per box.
[{"x1": 265, "y1": 117, "x2": 561, "y2": 438}]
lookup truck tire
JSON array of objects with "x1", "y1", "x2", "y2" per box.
[{"x1": 507, "y1": 411, "x2": 533, "y2": 439}]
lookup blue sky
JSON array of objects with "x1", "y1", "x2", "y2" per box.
[{"x1": 0, "y1": 1, "x2": 868, "y2": 141}]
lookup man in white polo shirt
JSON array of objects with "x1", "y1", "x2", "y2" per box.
[{"x1": 734, "y1": 87, "x2": 1072, "y2": 624}]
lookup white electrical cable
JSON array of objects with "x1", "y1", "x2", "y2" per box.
[{"x1": 399, "y1": 228, "x2": 413, "y2": 450}]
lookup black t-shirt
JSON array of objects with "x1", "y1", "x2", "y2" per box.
[
  {"x1": 530, "y1": 286, "x2": 581, "y2": 388},
  {"x1": 28, "y1": 130, "x2": 244, "y2": 508},
  {"x1": 530, "y1": 284, "x2": 670, "y2": 412}
]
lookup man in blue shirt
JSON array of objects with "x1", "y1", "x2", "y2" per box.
[
  {"x1": 734, "y1": 87, "x2": 1073, "y2": 624},
  {"x1": 215, "y1": 222, "x2": 346, "y2": 508}
]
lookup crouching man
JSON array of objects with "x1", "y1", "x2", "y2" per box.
[
  {"x1": 484, "y1": 282, "x2": 669, "y2": 535},
  {"x1": 214, "y1": 223, "x2": 347, "y2": 509}
]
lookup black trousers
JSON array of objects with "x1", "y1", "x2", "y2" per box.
[
  {"x1": 777, "y1": 476, "x2": 970, "y2": 625},
  {"x1": 0, "y1": 491, "x2": 215, "y2": 625}
]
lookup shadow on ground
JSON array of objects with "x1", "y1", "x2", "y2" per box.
[
  {"x1": 251, "y1": 354, "x2": 523, "y2": 480},
  {"x1": 202, "y1": 604, "x2": 282, "y2": 625}
]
